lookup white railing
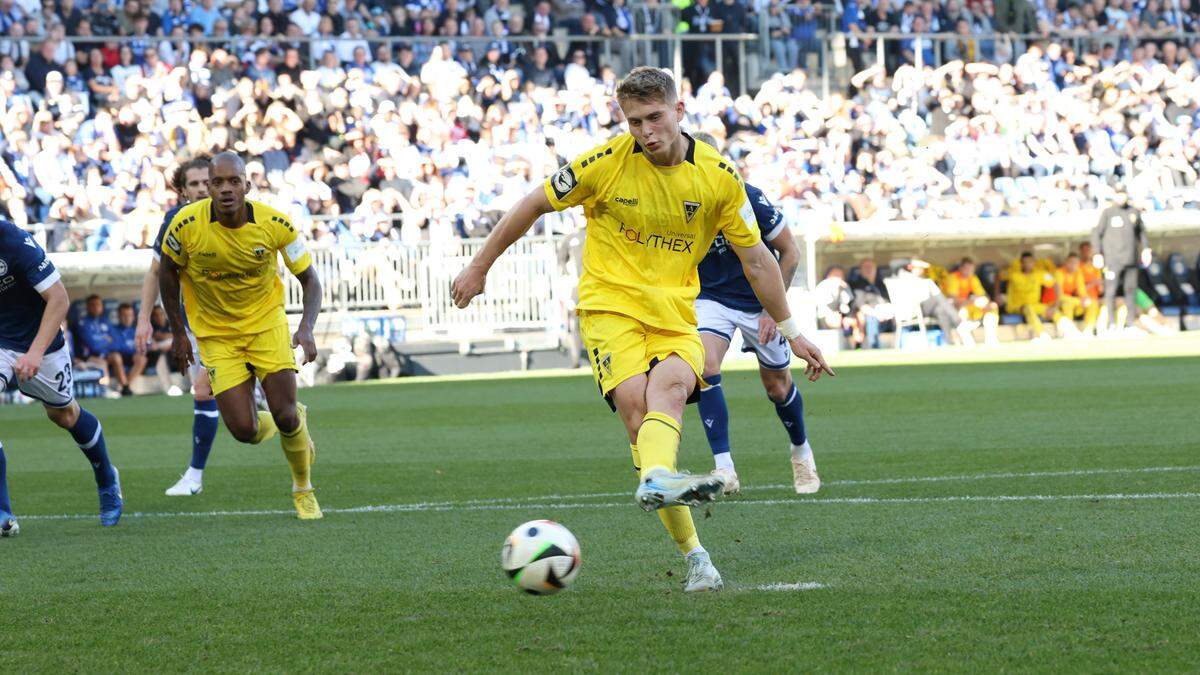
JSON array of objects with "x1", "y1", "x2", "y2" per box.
[{"x1": 285, "y1": 238, "x2": 564, "y2": 338}]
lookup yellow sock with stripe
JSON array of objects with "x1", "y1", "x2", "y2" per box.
[
  {"x1": 279, "y1": 412, "x2": 313, "y2": 491},
  {"x1": 658, "y1": 506, "x2": 700, "y2": 554},
  {"x1": 635, "y1": 412, "x2": 700, "y2": 555},
  {"x1": 636, "y1": 411, "x2": 681, "y2": 479},
  {"x1": 250, "y1": 411, "x2": 277, "y2": 444}
]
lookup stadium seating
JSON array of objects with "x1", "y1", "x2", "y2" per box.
[{"x1": 1166, "y1": 253, "x2": 1200, "y2": 311}]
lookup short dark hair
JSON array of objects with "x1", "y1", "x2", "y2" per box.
[
  {"x1": 1020, "y1": 251, "x2": 1034, "y2": 259},
  {"x1": 117, "y1": 302, "x2": 133, "y2": 312},
  {"x1": 960, "y1": 256, "x2": 975, "y2": 266},
  {"x1": 170, "y1": 154, "x2": 211, "y2": 194}
]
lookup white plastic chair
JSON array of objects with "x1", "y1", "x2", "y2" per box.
[{"x1": 884, "y1": 277, "x2": 929, "y2": 350}]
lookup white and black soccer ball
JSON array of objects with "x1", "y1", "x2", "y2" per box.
[{"x1": 501, "y1": 519, "x2": 581, "y2": 595}]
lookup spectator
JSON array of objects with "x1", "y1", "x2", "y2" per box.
[
  {"x1": 899, "y1": 259, "x2": 971, "y2": 345},
  {"x1": 789, "y1": 0, "x2": 819, "y2": 72},
  {"x1": 567, "y1": 11, "x2": 605, "y2": 74},
  {"x1": 814, "y1": 265, "x2": 865, "y2": 348},
  {"x1": 714, "y1": 0, "x2": 746, "y2": 93},
  {"x1": 849, "y1": 258, "x2": 893, "y2": 349},
  {"x1": 109, "y1": 302, "x2": 147, "y2": 396},
  {"x1": 188, "y1": 0, "x2": 221, "y2": 35},
  {"x1": 681, "y1": 0, "x2": 717, "y2": 87}
]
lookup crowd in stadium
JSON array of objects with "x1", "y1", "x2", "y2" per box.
[{"x1": 0, "y1": 0, "x2": 1198, "y2": 247}]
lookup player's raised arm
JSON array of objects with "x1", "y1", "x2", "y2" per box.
[
  {"x1": 451, "y1": 185, "x2": 555, "y2": 308},
  {"x1": 732, "y1": 241, "x2": 834, "y2": 381}
]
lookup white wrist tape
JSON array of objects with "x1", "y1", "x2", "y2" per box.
[{"x1": 777, "y1": 317, "x2": 801, "y2": 340}]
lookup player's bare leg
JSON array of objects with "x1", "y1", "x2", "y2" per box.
[
  {"x1": 697, "y1": 332, "x2": 739, "y2": 493},
  {"x1": 214, "y1": 377, "x2": 273, "y2": 444},
  {"x1": 615, "y1": 355, "x2": 723, "y2": 592},
  {"x1": 759, "y1": 366, "x2": 819, "y2": 493},
  {"x1": 260, "y1": 369, "x2": 321, "y2": 520}
]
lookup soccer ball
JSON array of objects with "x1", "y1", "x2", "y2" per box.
[{"x1": 501, "y1": 520, "x2": 581, "y2": 595}]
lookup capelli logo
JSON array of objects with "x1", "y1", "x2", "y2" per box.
[{"x1": 614, "y1": 196, "x2": 639, "y2": 207}]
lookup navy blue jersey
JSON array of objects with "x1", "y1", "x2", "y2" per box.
[
  {"x1": 0, "y1": 220, "x2": 65, "y2": 353},
  {"x1": 697, "y1": 183, "x2": 787, "y2": 313},
  {"x1": 152, "y1": 204, "x2": 185, "y2": 259},
  {"x1": 152, "y1": 203, "x2": 191, "y2": 330}
]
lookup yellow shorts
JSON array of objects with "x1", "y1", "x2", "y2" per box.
[
  {"x1": 579, "y1": 310, "x2": 705, "y2": 411},
  {"x1": 1058, "y1": 296, "x2": 1087, "y2": 318},
  {"x1": 965, "y1": 303, "x2": 998, "y2": 321},
  {"x1": 196, "y1": 323, "x2": 296, "y2": 396}
]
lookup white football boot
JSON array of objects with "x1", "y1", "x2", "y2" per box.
[
  {"x1": 713, "y1": 467, "x2": 741, "y2": 495},
  {"x1": 634, "y1": 468, "x2": 725, "y2": 511},
  {"x1": 165, "y1": 473, "x2": 203, "y2": 496},
  {"x1": 683, "y1": 550, "x2": 724, "y2": 592},
  {"x1": 791, "y1": 446, "x2": 821, "y2": 494}
]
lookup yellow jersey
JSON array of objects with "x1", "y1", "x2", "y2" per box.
[
  {"x1": 1007, "y1": 269, "x2": 1051, "y2": 309},
  {"x1": 160, "y1": 198, "x2": 311, "y2": 338},
  {"x1": 942, "y1": 271, "x2": 985, "y2": 302},
  {"x1": 543, "y1": 133, "x2": 761, "y2": 332}
]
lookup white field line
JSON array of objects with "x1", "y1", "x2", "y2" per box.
[
  {"x1": 18, "y1": 491, "x2": 1200, "y2": 522},
  {"x1": 297, "y1": 464, "x2": 1200, "y2": 509},
  {"x1": 745, "y1": 582, "x2": 827, "y2": 591}
]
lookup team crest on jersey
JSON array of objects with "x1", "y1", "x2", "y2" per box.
[
  {"x1": 253, "y1": 246, "x2": 267, "y2": 260},
  {"x1": 683, "y1": 201, "x2": 700, "y2": 223},
  {"x1": 551, "y1": 166, "x2": 577, "y2": 200},
  {"x1": 0, "y1": 258, "x2": 7, "y2": 276}
]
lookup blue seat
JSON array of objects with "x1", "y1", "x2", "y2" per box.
[{"x1": 1000, "y1": 313, "x2": 1024, "y2": 326}]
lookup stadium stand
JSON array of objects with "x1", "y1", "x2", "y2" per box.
[{"x1": 0, "y1": 0, "x2": 1199, "y2": 398}]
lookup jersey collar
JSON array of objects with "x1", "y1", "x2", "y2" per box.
[
  {"x1": 631, "y1": 132, "x2": 696, "y2": 165},
  {"x1": 207, "y1": 200, "x2": 257, "y2": 224}
]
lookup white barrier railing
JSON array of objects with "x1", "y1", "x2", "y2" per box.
[{"x1": 285, "y1": 238, "x2": 564, "y2": 338}]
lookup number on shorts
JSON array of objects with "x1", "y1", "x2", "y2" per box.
[{"x1": 55, "y1": 362, "x2": 71, "y2": 393}]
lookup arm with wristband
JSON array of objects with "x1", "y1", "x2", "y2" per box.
[{"x1": 732, "y1": 240, "x2": 835, "y2": 382}]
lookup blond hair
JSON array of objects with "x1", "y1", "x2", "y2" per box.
[{"x1": 615, "y1": 67, "x2": 678, "y2": 104}]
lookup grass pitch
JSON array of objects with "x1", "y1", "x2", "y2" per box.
[{"x1": 2, "y1": 351, "x2": 1199, "y2": 671}]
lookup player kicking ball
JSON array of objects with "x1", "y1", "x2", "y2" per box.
[
  {"x1": 452, "y1": 68, "x2": 833, "y2": 591},
  {"x1": 158, "y1": 152, "x2": 324, "y2": 520},
  {"x1": 690, "y1": 132, "x2": 819, "y2": 495},
  {"x1": 0, "y1": 220, "x2": 123, "y2": 534},
  {"x1": 133, "y1": 155, "x2": 224, "y2": 497}
]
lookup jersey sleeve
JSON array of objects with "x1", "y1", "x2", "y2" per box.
[
  {"x1": 14, "y1": 230, "x2": 60, "y2": 293},
  {"x1": 151, "y1": 208, "x2": 177, "y2": 261},
  {"x1": 160, "y1": 209, "x2": 190, "y2": 268},
  {"x1": 970, "y1": 275, "x2": 985, "y2": 297},
  {"x1": 542, "y1": 143, "x2": 611, "y2": 212},
  {"x1": 270, "y1": 211, "x2": 312, "y2": 275},
  {"x1": 747, "y1": 186, "x2": 786, "y2": 242},
  {"x1": 718, "y1": 174, "x2": 761, "y2": 249}
]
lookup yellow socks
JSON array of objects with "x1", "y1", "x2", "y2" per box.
[
  {"x1": 279, "y1": 407, "x2": 313, "y2": 490},
  {"x1": 250, "y1": 411, "x2": 277, "y2": 444},
  {"x1": 636, "y1": 411, "x2": 681, "y2": 479},
  {"x1": 629, "y1": 443, "x2": 641, "y2": 473},
  {"x1": 635, "y1": 412, "x2": 699, "y2": 555},
  {"x1": 658, "y1": 506, "x2": 700, "y2": 555}
]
